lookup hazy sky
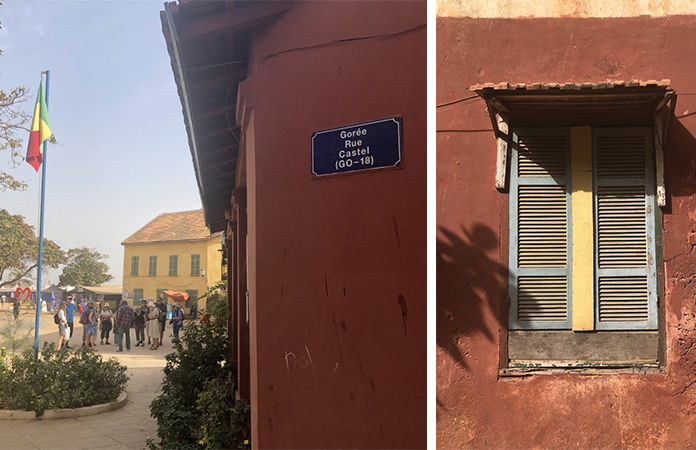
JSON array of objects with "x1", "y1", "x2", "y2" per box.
[{"x1": 0, "y1": 0, "x2": 202, "y2": 285}]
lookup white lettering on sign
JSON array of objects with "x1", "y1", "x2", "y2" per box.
[
  {"x1": 339, "y1": 128, "x2": 367, "y2": 139},
  {"x1": 336, "y1": 128, "x2": 373, "y2": 171}
]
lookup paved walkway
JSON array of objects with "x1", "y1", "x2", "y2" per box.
[{"x1": 0, "y1": 308, "x2": 172, "y2": 450}]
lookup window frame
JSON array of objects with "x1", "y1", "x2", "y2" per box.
[
  {"x1": 169, "y1": 255, "x2": 178, "y2": 277},
  {"x1": 508, "y1": 126, "x2": 658, "y2": 332},
  {"x1": 185, "y1": 289, "x2": 198, "y2": 309},
  {"x1": 508, "y1": 127, "x2": 572, "y2": 330},
  {"x1": 592, "y1": 127, "x2": 658, "y2": 331},
  {"x1": 133, "y1": 288, "x2": 144, "y2": 305},
  {"x1": 131, "y1": 256, "x2": 139, "y2": 277},
  {"x1": 190, "y1": 254, "x2": 201, "y2": 276},
  {"x1": 148, "y1": 256, "x2": 157, "y2": 277}
]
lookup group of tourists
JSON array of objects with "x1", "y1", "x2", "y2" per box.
[{"x1": 55, "y1": 296, "x2": 186, "y2": 352}]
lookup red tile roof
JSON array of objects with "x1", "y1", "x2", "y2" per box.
[{"x1": 121, "y1": 209, "x2": 215, "y2": 245}]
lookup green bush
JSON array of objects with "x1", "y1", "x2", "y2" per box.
[
  {"x1": 149, "y1": 285, "x2": 250, "y2": 449},
  {"x1": 0, "y1": 343, "x2": 129, "y2": 417}
]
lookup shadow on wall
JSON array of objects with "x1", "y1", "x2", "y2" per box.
[
  {"x1": 665, "y1": 119, "x2": 696, "y2": 207},
  {"x1": 436, "y1": 223, "x2": 507, "y2": 371}
]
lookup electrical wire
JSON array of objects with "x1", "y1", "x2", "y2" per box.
[
  {"x1": 436, "y1": 97, "x2": 484, "y2": 113},
  {"x1": 436, "y1": 94, "x2": 480, "y2": 109},
  {"x1": 181, "y1": 23, "x2": 426, "y2": 74}
]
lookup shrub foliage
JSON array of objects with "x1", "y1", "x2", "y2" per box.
[
  {"x1": 0, "y1": 343, "x2": 129, "y2": 417},
  {"x1": 149, "y1": 285, "x2": 250, "y2": 449}
]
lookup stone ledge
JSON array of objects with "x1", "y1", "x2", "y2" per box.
[{"x1": 0, "y1": 391, "x2": 128, "y2": 420}]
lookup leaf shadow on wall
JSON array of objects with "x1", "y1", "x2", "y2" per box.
[
  {"x1": 437, "y1": 223, "x2": 507, "y2": 371},
  {"x1": 663, "y1": 119, "x2": 696, "y2": 207}
]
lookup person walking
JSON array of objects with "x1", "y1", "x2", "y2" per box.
[
  {"x1": 85, "y1": 301, "x2": 98, "y2": 349},
  {"x1": 148, "y1": 302, "x2": 161, "y2": 350},
  {"x1": 140, "y1": 299, "x2": 150, "y2": 345},
  {"x1": 157, "y1": 297, "x2": 167, "y2": 345},
  {"x1": 79, "y1": 302, "x2": 92, "y2": 347},
  {"x1": 134, "y1": 306, "x2": 146, "y2": 346},
  {"x1": 115, "y1": 299, "x2": 134, "y2": 352},
  {"x1": 56, "y1": 302, "x2": 69, "y2": 351},
  {"x1": 64, "y1": 296, "x2": 76, "y2": 349},
  {"x1": 100, "y1": 303, "x2": 113, "y2": 345},
  {"x1": 170, "y1": 303, "x2": 184, "y2": 347},
  {"x1": 12, "y1": 297, "x2": 19, "y2": 319}
]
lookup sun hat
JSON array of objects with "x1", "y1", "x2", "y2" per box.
[{"x1": 148, "y1": 301, "x2": 156, "y2": 307}]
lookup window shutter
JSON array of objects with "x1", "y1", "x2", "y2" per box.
[
  {"x1": 509, "y1": 128, "x2": 572, "y2": 329},
  {"x1": 594, "y1": 128, "x2": 657, "y2": 330}
]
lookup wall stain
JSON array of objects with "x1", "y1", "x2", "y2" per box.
[
  {"x1": 398, "y1": 294, "x2": 409, "y2": 338},
  {"x1": 393, "y1": 215, "x2": 401, "y2": 249},
  {"x1": 332, "y1": 314, "x2": 345, "y2": 364}
]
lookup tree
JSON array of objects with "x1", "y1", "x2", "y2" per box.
[
  {"x1": 58, "y1": 247, "x2": 113, "y2": 287},
  {"x1": 0, "y1": 2, "x2": 31, "y2": 192},
  {"x1": 0, "y1": 208, "x2": 66, "y2": 288}
]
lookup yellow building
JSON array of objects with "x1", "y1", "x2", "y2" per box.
[{"x1": 121, "y1": 209, "x2": 223, "y2": 311}]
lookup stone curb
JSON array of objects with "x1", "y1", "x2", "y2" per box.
[{"x1": 0, "y1": 391, "x2": 128, "y2": 420}]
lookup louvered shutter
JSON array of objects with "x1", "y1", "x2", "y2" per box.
[
  {"x1": 509, "y1": 128, "x2": 572, "y2": 329},
  {"x1": 594, "y1": 128, "x2": 657, "y2": 330}
]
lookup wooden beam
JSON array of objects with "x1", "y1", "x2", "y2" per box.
[
  {"x1": 190, "y1": 68, "x2": 247, "y2": 92},
  {"x1": 180, "y1": 1, "x2": 293, "y2": 42},
  {"x1": 495, "y1": 113, "x2": 509, "y2": 191},
  {"x1": 654, "y1": 110, "x2": 666, "y2": 207}
]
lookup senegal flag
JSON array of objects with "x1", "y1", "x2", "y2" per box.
[{"x1": 25, "y1": 80, "x2": 52, "y2": 172}]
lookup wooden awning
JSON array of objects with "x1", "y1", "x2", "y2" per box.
[
  {"x1": 472, "y1": 79, "x2": 677, "y2": 207},
  {"x1": 161, "y1": 1, "x2": 293, "y2": 233}
]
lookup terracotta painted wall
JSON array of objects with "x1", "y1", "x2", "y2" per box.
[
  {"x1": 438, "y1": 15, "x2": 696, "y2": 449},
  {"x1": 239, "y1": 2, "x2": 426, "y2": 448}
]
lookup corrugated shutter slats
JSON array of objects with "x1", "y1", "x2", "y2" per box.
[
  {"x1": 598, "y1": 276, "x2": 649, "y2": 322},
  {"x1": 518, "y1": 186, "x2": 567, "y2": 267},
  {"x1": 596, "y1": 136, "x2": 645, "y2": 179},
  {"x1": 510, "y1": 128, "x2": 571, "y2": 330},
  {"x1": 597, "y1": 186, "x2": 646, "y2": 268},
  {"x1": 594, "y1": 129, "x2": 656, "y2": 329},
  {"x1": 518, "y1": 135, "x2": 567, "y2": 178},
  {"x1": 518, "y1": 276, "x2": 567, "y2": 322}
]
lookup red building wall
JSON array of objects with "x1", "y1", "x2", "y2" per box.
[
  {"x1": 438, "y1": 15, "x2": 696, "y2": 448},
  {"x1": 238, "y1": 2, "x2": 426, "y2": 448}
]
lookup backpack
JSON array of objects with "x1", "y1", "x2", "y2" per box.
[
  {"x1": 54, "y1": 312, "x2": 60, "y2": 324},
  {"x1": 79, "y1": 308, "x2": 90, "y2": 325}
]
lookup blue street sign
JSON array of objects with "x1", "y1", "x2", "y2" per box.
[{"x1": 311, "y1": 117, "x2": 402, "y2": 177}]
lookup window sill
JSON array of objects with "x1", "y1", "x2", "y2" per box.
[{"x1": 500, "y1": 363, "x2": 663, "y2": 377}]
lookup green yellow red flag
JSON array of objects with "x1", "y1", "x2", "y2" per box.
[{"x1": 25, "y1": 80, "x2": 52, "y2": 172}]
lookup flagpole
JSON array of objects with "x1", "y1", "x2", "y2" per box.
[{"x1": 34, "y1": 70, "x2": 49, "y2": 359}]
